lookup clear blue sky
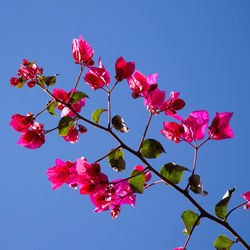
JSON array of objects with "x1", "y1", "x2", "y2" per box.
[{"x1": 2, "y1": 1, "x2": 250, "y2": 249}]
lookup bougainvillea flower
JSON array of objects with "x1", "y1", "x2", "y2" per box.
[
  {"x1": 46, "y1": 159, "x2": 77, "y2": 190},
  {"x1": 62, "y1": 127, "x2": 79, "y2": 144},
  {"x1": 10, "y1": 113, "x2": 34, "y2": 132},
  {"x1": 161, "y1": 122, "x2": 184, "y2": 143},
  {"x1": 18, "y1": 67, "x2": 36, "y2": 80},
  {"x1": 52, "y1": 88, "x2": 86, "y2": 117},
  {"x1": 10, "y1": 77, "x2": 19, "y2": 87},
  {"x1": 208, "y1": 112, "x2": 234, "y2": 140},
  {"x1": 115, "y1": 57, "x2": 135, "y2": 81},
  {"x1": 180, "y1": 111, "x2": 209, "y2": 142},
  {"x1": 127, "y1": 70, "x2": 148, "y2": 94},
  {"x1": 76, "y1": 159, "x2": 109, "y2": 195},
  {"x1": 241, "y1": 191, "x2": 250, "y2": 210},
  {"x1": 161, "y1": 92, "x2": 186, "y2": 116},
  {"x1": 17, "y1": 122, "x2": 45, "y2": 149},
  {"x1": 52, "y1": 89, "x2": 69, "y2": 103},
  {"x1": 72, "y1": 35, "x2": 94, "y2": 65},
  {"x1": 84, "y1": 57, "x2": 110, "y2": 90},
  {"x1": 78, "y1": 125, "x2": 87, "y2": 134}
]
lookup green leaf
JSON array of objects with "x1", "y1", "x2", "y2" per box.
[
  {"x1": 140, "y1": 139, "x2": 165, "y2": 159},
  {"x1": 58, "y1": 116, "x2": 74, "y2": 136},
  {"x1": 47, "y1": 101, "x2": 58, "y2": 117},
  {"x1": 108, "y1": 149, "x2": 126, "y2": 172},
  {"x1": 181, "y1": 210, "x2": 200, "y2": 235},
  {"x1": 214, "y1": 235, "x2": 234, "y2": 250},
  {"x1": 129, "y1": 170, "x2": 146, "y2": 194},
  {"x1": 160, "y1": 163, "x2": 189, "y2": 185},
  {"x1": 189, "y1": 174, "x2": 208, "y2": 196},
  {"x1": 112, "y1": 115, "x2": 129, "y2": 132},
  {"x1": 16, "y1": 78, "x2": 26, "y2": 88},
  {"x1": 215, "y1": 187, "x2": 236, "y2": 220},
  {"x1": 70, "y1": 91, "x2": 89, "y2": 104},
  {"x1": 40, "y1": 74, "x2": 59, "y2": 86},
  {"x1": 92, "y1": 109, "x2": 107, "y2": 124}
]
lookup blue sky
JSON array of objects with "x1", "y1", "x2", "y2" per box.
[{"x1": 2, "y1": 1, "x2": 250, "y2": 249}]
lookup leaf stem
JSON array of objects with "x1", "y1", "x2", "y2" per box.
[
  {"x1": 225, "y1": 201, "x2": 248, "y2": 221},
  {"x1": 183, "y1": 214, "x2": 202, "y2": 250},
  {"x1": 137, "y1": 111, "x2": 153, "y2": 152},
  {"x1": 95, "y1": 145, "x2": 122, "y2": 163},
  {"x1": 69, "y1": 64, "x2": 84, "y2": 101},
  {"x1": 34, "y1": 100, "x2": 55, "y2": 118}
]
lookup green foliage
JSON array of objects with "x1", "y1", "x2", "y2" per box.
[
  {"x1": 39, "y1": 74, "x2": 59, "y2": 86},
  {"x1": 181, "y1": 210, "x2": 200, "y2": 235},
  {"x1": 91, "y1": 108, "x2": 107, "y2": 124},
  {"x1": 215, "y1": 187, "x2": 236, "y2": 220},
  {"x1": 58, "y1": 116, "x2": 74, "y2": 136},
  {"x1": 129, "y1": 170, "x2": 146, "y2": 194},
  {"x1": 70, "y1": 91, "x2": 88, "y2": 104},
  {"x1": 108, "y1": 149, "x2": 126, "y2": 172},
  {"x1": 140, "y1": 139, "x2": 165, "y2": 159},
  {"x1": 112, "y1": 115, "x2": 129, "y2": 132},
  {"x1": 214, "y1": 235, "x2": 234, "y2": 250},
  {"x1": 189, "y1": 174, "x2": 208, "y2": 196},
  {"x1": 47, "y1": 101, "x2": 58, "y2": 117},
  {"x1": 160, "y1": 163, "x2": 189, "y2": 185}
]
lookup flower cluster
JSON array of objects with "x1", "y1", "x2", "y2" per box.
[
  {"x1": 52, "y1": 88, "x2": 86, "y2": 117},
  {"x1": 46, "y1": 158, "x2": 150, "y2": 218},
  {"x1": 127, "y1": 71, "x2": 185, "y2": 114},
  {"x1": 10, "y1": 59, "x2": 43, "y2": 88},
  {"x1": 161, "y1": 111, "x2": 233, "y2": 143},
  {"x1": 10, "y1": 114, "x2": 45, "y2": 149}
]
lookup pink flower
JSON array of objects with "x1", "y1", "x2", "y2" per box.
[
  {"x1": 10, "y1": 113, "x2": 34, "y2": 132},
  {"x1": 62, "y1": 127, "x2": 79, "y2": 144},
  {"x1": 72, "y1": 35, "x2": 94, "y2": 65},
  {"x1": 46, "y1": 159, "x2": 77, "y2": 190},
  {"x1": 52, "y1": 89, "x2": 86, "y2": 118},
  {"x1": 10, "y1": 77, "x2": 19, "y2": 86},
  {"x1": 208, "y1": 112, "x2": 234, "y2": 140},
  {"x1": 142, "y1": 73, "x2": 165, "y2": 110},
  {"x1": 76, "y1": 159, "x2": 108, "y2": 195},
  {"x1": 84, "y1": 58, "x2": 110, "y2": 90},
  {"x1": 161, "y1": 122, "x2": 184, "y2": 143},
  {"x1": 181, "y1": 111, "x2": 209, "y2": 142},
  {"x1": 18, "y1": 67, "x2": 36, "y2": 80},
  {"x1": 115, "y1": 57, "x2": 135, "y2": 81},
  {"x1": 78, "y1": 125, "x2": 87, "y2": 134},
  {"x1": 17, "y1": 122, "x2": 45, "y2": 149},
  {"x1": 127, "y1": 70, "x2": 148, "y2": 94},
  {"x1": 161, "y1": 92, "x2": 186, "y2": 116},
  {"x1": 52, "y1": 89, "x2": 69, "y2": 103},
  {"x1": 241, "y1": 191, "x2": 250, "y2": 210}
]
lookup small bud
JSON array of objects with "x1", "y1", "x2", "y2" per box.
[
  {"x1": 149, "y1": 83, "x2": 158, "y2": 92},
  {"x1": 132, "y1": 92, "x2": 139, "y2": 99},
  {"x1": 27, "y1": 80, "x2": 36, "y2": 88},
  {"x1": 78, "y1": 125, "x2": 87, "y2": 134}
]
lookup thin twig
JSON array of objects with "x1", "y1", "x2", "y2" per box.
[
  {"x1": 95, "y1": 145, "x2": 122, "y2": 163},
  {"x1": 183, "y1": 214, "x2": 202, "y2": 249},
  {"x1": 225, "y1": 201, "x2": 248, "y2": 221},
  {"x1": 69, "y1": 64, "x2": 84, "y2": 101},
  {"x1": 34, "y1": 100, "x2": 55, "y2": 118},
  {"x1": 137, "y1": 111, "x2": 153, "y2": 152}
]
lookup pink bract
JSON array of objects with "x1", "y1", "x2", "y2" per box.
[
  {"x1": 181, "y1": 111, "x2": 209, "y2": 142},
  {"x1": 161, "y1": 122, "x2": 184, "y2": 143},
  {"x1": 52, "y1": 89, "x2": 69, "y2": 103},
  {"x1": 62, "y1": 127, "x2": 79, "y2": 144},
  {"x1": 127, "y1": 70, "x2": 148, "y2": 94},
  {"x1": 10, "y1": 113, "x2": 33, "y2": 132},
  {"x1": 46, "y1": 159, "x2": 77, "y2": 190},
  {"x1": 115, "y1": 57, "x2": 135, "y2": 81},
  {"x1": 17, "y1": 122, "x2": 45, "y2": 149},
  {"x1": 241, "y1": 191, "x2": 250, "y2": 210},
  {"x1": 133, "y1": 165, "x2": 152, "y2": 182},
  {"x1": 72, "y1": 35, "x2": 94, "y2": 65},
  {"x1": 208, "y1": 112, "x2": 234, "y2": 140},
  {"x1": 84, "y1": 58, "x2": 110, "y2": 90}
]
